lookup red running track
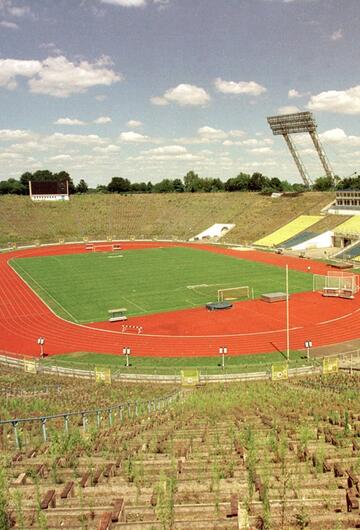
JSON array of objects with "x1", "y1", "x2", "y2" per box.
[{"x1": 1, "y1": 241, "x2": 360, "y2": 359}]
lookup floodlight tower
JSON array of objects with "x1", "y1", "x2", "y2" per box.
[{"x1": 267, "y1": 112, "x2": 335, "y2": 187}]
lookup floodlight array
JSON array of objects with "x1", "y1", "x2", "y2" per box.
[{"x1": 267, "y1": 111, "x2": 317, "y2": 135}]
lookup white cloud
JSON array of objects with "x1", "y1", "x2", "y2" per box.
[
  {"x1": 46, "y1": 133, "x2": 106, "y2": 145},
  {"x1": 49, "y1": 154, "x2": 72, "y2": 161},
  {"x1": 0, "y1": 55, "x2": 121, "y2": 97},
  {"x1": 0, "y1": 128, "x2": 34, "y2": 141},
  {"x1": 119, "y1": 131, "x2": 150, "y2": 142},
  {"x1": 249, "y1": 147, "x2": 273, "y2": 154},
  {"x1": 127, "y1": 119, "x2": 143, "y2": 128},
  {"x1": 94, "y1": 116, "x2": 112, "y2": 124},
  {"x1": 229, "y1": 129, "x2": 246, "y2": 138},
  {"x1": 0, "y1": 1, "x2": 31, "y2": 18},
  {"x1": 101, "y1": 0, "x2": 146, "y2": 6},
  {"x1": 29, "y1": 55, "x2": 121, "y2": 97},
  {"x1": 151, "y1": 83, "x2": 210, "y2": 107},
  {"x1": 143, "y1": 145, "x2": 187, "y2": 156},
  {"x1": 93, "y1": 144, "x2": 120, "y2": 153},
  {"x1": 278, "y1": 105, "x2": 301, "y2": 114},
  {"x1": 198, "y1": 126, "x2": 227, "y2": 141},
  {"x1": 7, "y1": 5, "x2": 30, "y2": 16},
  {"x1": 288, "y1": 88, "x2": 310, "y2": 99},
  {"x1": 0, "y1": 58, "x2": 41, "y2": 89},
  {"x1": 307, "y1": 85, "x2": 360, "y2": 115},
  {"x1": 214, "y1": 77, "x2": 266, "y2": 96},
  {"x1": 9, "y1": 141, "x2": 47, "y2": 153},
  {"x1": 100, "y1": 0, "x2": 170, "y2": 8},
  {"x1": 223, "y1": 139, "x2": 243, "y2": 146},
  {"x1": 0, "y1": 152, "x2": 23, "y2": 160},
  {"x1": 319, "y1": 128, "x2": 347, "y2": 144},
  {"x1": 242, "y1": 139, "x2": 260, "y2": 147},
  {"x1": 331, "y1": 29, "x2": 343, "y2": 41},
  {"x1": 150, "y1": 96, "x2": 169, "y2": 106},
  {"x1": 153, "y1": 0, "x2": 170, "y2": 9},
  {"x1": 54, "y1": 118, "x2": 86, "y2": 126},
  {"x1": 39, "y1": 42, "x2": 63, "y2": 56},
  {"x1": 0, "y1": 20, "x2": 18, "y2": 28},
  {"x1": 319, "y1": 128, "x2": 360, "y2": 147},
  {"x1": 135, "y1": 144, "x2": 203, "y2": 162},
  {"x1": 54, "y1": 116, "x2": 112, "y2": 125}
]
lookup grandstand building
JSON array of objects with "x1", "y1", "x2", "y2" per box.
[
  {"x1": 328, "y1": 190, "x2": 360, "y2": 215},
  {"x1": 29, "y1": 180, "x2": 70, "y2": 201}
]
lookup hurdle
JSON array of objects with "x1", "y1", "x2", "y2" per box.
[
  {"x1": 112, "y1": 243, "x2": 122, "y2": 251},
  {"x1": 85, "y1": 243, "x2": 95, "y2": 252},
  {"x1": 122, "y1": 324, "x2": 143, "y2": 334}
]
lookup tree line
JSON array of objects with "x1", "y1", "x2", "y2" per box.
[{"x1": 0, "y1": 169, "x2": 356, "y2": 196}]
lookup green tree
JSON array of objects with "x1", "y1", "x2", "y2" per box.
[
  {"x1": 107, "y1": 177, "x2": 131, "y2": 193},
  {"x1": 173, "y1": 178, "x2": 184, "y2": 193},
  {"x1": 95, "y1": 184, "x2": 108, "y2": 193},
  {"x1": 153, "y1": 179, "x2": 175, "y2": 193},
  {"x1": 131, "y1": 182, "x2": 147, "y2": 193},
  {"x1": 249, "y1": 172, "x2": 268, "y2": 191},
  {"x1": 184, "y1": 171, "x2": 201, "y2": 192},
  {"x1": 0, "y1": 179, "x2": 25, "y2": 194},
  {"x1": 224, "y1": 172, "x2": 250, "y2": 191},
  {"x1": 313, "y1": 175, "x2": 333, "y2": 191},
  {"x1": 76, "y1": 179, "x2": 88, "y2": 194},
  {"x1": 21, "y1": 169, "x2": 76, "y2": 194},
  {"x1": 269, "y1": 177, "x2": 283, "y2": 191}
]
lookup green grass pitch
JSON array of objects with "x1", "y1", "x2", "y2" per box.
[{"x1": 11, "y1": 247, "x2": 313, "y2": 323}]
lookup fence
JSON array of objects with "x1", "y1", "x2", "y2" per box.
[
  {"x1": 0, "y1": 382, "x2": 181, "y2": 450},
  {"x1": 0, "y1": 351, "x2": 321, "y2": 385}
]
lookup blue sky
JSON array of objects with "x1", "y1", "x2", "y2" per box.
[{"x1": 0, "y1": 0, "x2": 359, "y2": 186}]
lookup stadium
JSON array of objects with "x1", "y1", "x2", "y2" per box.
[
  {"x1": 1, "y1": 1, "x2": 360, "y2": 528},
  {"x1": 1, "y1": 185, "x2": 360, "y2": 529}
]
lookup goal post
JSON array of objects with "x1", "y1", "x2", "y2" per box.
[
  {"x1": 313, "y1": 272, "x2": 358, "y2": 296},
  {"x1": 313, "y1": 274, "x2": 326, "y2": 292},
  {"x1": 217, "y1": 286, "x2": 250, "y2": 302}
]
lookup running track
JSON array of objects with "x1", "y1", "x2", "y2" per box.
[{"x1": 1, "y1": 241, "x2": 360, "y2": 358}]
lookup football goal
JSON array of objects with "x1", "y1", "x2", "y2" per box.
[
  {"x1": 313, "y1": 271, "x2": 358, "y2": 299},
  {"x1": 217, "y1": 285, "x2": 250, "y2": 302}
]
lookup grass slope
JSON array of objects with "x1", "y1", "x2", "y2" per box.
[
  {"x1": 42, "y1": 350, "x2": 314, "y2": 375},
  {"x1": 0, "y1": 192, "x2": 334, "y2": 246},
  {"x1": 12, "y1": 246, "x2": 313, "y2": 323}
]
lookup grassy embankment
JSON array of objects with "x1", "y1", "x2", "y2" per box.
[{"x1": 0, "y1": 192, "x2": 336, "y2": 246}]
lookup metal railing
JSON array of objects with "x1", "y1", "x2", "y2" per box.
[
  {"x1": 0, "y1": 351, "x2": 321, "y2": 384},
  {"x1": 0, "y1": 379, "x2": 181, "y2": 450}
]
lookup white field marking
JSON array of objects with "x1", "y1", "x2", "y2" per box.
[
  {"x1": 87, "y1": 322, "x2": 303, "y2": 338},
  {"x1": 11, "y1": 258, "x2": 360, "y2": 339},
  {"x1": 107, "y1": 255, "x2": 123, "y2": 258},
  {"x1": 8, "y1": 246, "x2": 360, "y2": 340},
  {"x1": 9, "y1": 260, "x2": 79, "y2": 322},
  {"x1": 8, "y1": 258, "x2": 306, "y2": 338},
  {"x1": 121, "y1": 295, "x2": 148, "y2": 313},
  {"x1": 187, "y1": 283, "x2": 223, "y2": 289},
  {"x1": 317, "y1": 306, "x2": 360, "y2": 325},
  {"x1": 184, "y1": 299, "x2": 199, "y2": 307}
]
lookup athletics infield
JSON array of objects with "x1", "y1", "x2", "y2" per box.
[{"x1": 0, "y1": 241, "x2": 359, "y2": 358}]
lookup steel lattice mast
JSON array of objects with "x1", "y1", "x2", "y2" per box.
[{"x1": 267, "y1": 111, "x2": 335, "y2": 187}]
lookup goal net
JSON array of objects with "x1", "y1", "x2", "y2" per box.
[
  {"x1": 313, "y1": 272, "x2": 358, "y2": 295},
  {"x1": 218, "y1": 285, "x2": 250, "y2": 302}
]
